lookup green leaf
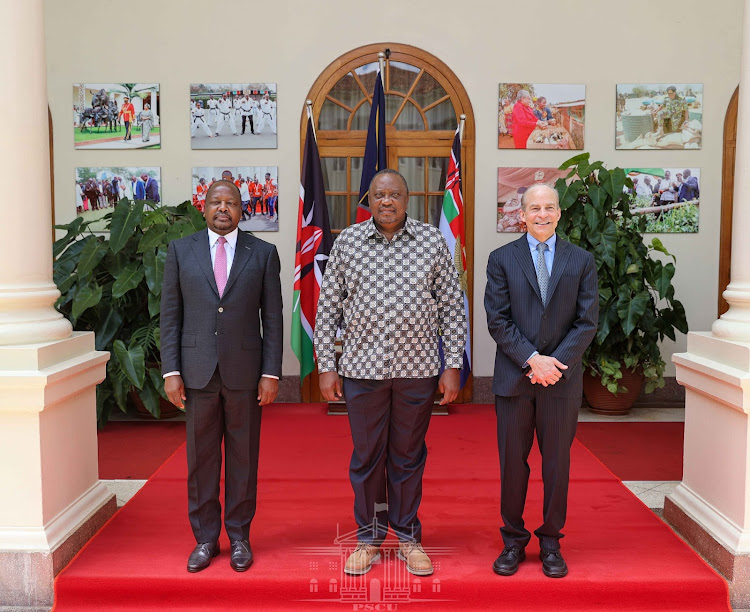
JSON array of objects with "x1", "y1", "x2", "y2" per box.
[
  {"x1": 77, "y1": 237, "x2": 108, "y2": 278},
  {"x1": 109, "y1": 199, "x2": 144, "y2": 254},
  {"x1": 56, "y1": 236, "x2": 89, "y2": 267},
  {"x1": 186, "y1": 202, "x2": 207, "y2": 231},
  {"x1": 53, "y1": 257, "x2": 76, "y2": 286},
  {"x1": 559, "y1": 152, "x2": 589, "y2": 170},
  {"x1": 111, "y1": 262, "x2": 145, "y2": 299},
  {"x1": 137, "y1": 225, "x2": 168, "y2": 253},
  {"x1": 113, "y1": 339, "x2": 145, "y2": 389},
  {"x1": 650, "y1": 237, "x2": 676, "y2": 262},
  {"x1": 596, "y1": 302, "x2": 620, "y2": 344},
  {"x1": 617, "y1": 287, "x2": 650, "y2": 336},
  {"x1": 588, "y1": 184, "x2": 603, "y2": 210},
  {"x1": 557, "y1": 180, "x2": 580, "y2": 210},
  {"x1": 53, "y1": 217, "x2": 84, "y2": 258},
  {"x1": 137, "y1": 383, "x2": 161, "y2": 418},
  {"x1": 94, "y1": 309, "x2": 124, "y2": 351},
  {"x1": 611, "y1": 168, "x2": 626, "y2": 201},
  {"x1": 148, "y1": 291, "x2": 161, "y2": 318},
  {"x1": 653, "y1": 262, "x2": 675, "y2": 299},
  {"x1": 148, "y1": 367, "x2": 169, "y2": 401},
  {"x1": 599, "y1": 217, "x2": 618, "y2": 269},
  {"x1": 72, "y1": 283, "x2": 103, "y2": 319},
  {"x1": 144, "y1": 246, "x2": 167, "y2": 295},
  {"x1": 583, "y1": 203, "x2": 601, "y2": 232},
  {"x1": 625, "y1": 263, "x2": 640, "y2": 275}
]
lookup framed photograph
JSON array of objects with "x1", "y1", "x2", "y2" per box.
[
  {"x1": 73, "y1": 83, "x2": 160, "y2": 149},
  {"x1": 616, "y1": 84, "x2": 703, "y2": 149},
  {"x1": 75, "y1": 167, "x2": 161, "y2": 231},
  {"x1": 499, "y1": 84, "x2": 585, "y2": 150},
  {"x1": 626, "y1": 168, "x2": 700, "y2": 233},
  {"x1": 497, "y1": 168, "x2": 572, "y2": 232},
  {"x1": 190, "y1": 83, "x2": 277, "y2": 149},
  {"x1": 192, "y1": 167, "x2": 279, "y2": 232}
]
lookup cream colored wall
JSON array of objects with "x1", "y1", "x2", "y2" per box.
[{"x1": 44, "y1": 0, "x2": 743, "y2": 378}]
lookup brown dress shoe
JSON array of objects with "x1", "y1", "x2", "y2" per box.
[
  {"x1": 398, "y1": 541, "x2": 434, "y2": 576},
  {"x1": 344, "y1": 542, "x2": 381, "y2": 575},
  {"x1": 187, "y1": 541, "x2": 220, "y2": 573}
]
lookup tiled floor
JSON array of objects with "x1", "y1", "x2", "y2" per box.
[{"x1": 103, "y1": 406, "x2": 685, "y2": 509}]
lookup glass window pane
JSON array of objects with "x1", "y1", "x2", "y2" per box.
[
  {"x1": 320, "y1": 157, "x2": 347, "y2": 192},
  {"x1": 329, "y1": 72, "x2": 364, "y2": 109},
  {"x1": 350, "y1": 195, "x2": 361, "y2": 226},
  {"x1": 428, "y1": 157, "x2": 449, "y2": 192},
  {"x1": 411, "y1": 71, "x2": 448, "y2": 108},
  {"x1": 354, "y1": 62, "x2": 378, "y2": 95},
  {"x1": 327, "y1": 195, "x2": 348, "y2": 230},
  {"x1": 385, "y1": 94, "x2": 404, "y2": 124},
  {"x1": 395, "y1": 101, "x2": 424, "y2": 131},
  {"x1": 398, "y1": 158, "x2": 425, "y2": 192},
  {"x1": 319, "y1": 99, "x2": 349, "y2": 131},
  {"x1": 350, "y1": 157, "x2": 363, "y2": 195},
  {"x1": 389, "y1": 61, "x2": 420, "y2": 94},
  {"x1": 407, "y1": 195, "x2": 425, "y2": 222},
  {"x1": 351, "y1": 101, "x2": 370, "y2": 130},
  {"x1": 425, "y1": 98, "x2": 457, "y2": 131},
  {"x1": 428, "y1": 195, "x2": 444, "y2": 227}
]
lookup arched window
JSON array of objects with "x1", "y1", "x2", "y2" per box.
[{"x1": 301, "y1": 43, "x2": 475, "y2": 402}]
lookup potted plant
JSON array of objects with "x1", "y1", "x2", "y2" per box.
[
  {"x1": 53, "y1": 199, "x2": 206, "y2": 427},
  {"x1": 554, "y1": 153, "x2": 689, "y2": 415}
]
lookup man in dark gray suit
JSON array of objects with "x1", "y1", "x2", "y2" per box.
[
  {"x1": 161, "y1": 180, "x2": 282, "y2": 573},
  {"x1": 484, "y1": 184, "x2": 598, "y2": 579}
]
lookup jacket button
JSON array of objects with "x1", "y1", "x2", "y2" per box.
[
  {"x1": 215, "y1": 331, "x2": 218, "y2": 335},
  {"x1": 218, "y1": 307, "x2": 224, "y2": 313}
]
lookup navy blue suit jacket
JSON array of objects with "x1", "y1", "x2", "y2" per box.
[{"x1": 484, "y1": 234, "x2": 598, "y2": 398}]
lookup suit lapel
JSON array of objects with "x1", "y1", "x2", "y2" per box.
[
  {"x1": 546, "y1": 238, "x2": 572, "y2": 305},
  {"x1": 223, "y1": 231, "x2": 255, "y2": 297},
  {"x1": 190, "y1": 229, "x2": 219, "y2": 297},
  {"x1": 512, "y1": 235, "x2": 542, "y2": 303}
]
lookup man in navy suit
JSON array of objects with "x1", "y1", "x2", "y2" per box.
[
  {"x1": 484, "y1": 184, "x2": 598, "y2": 578},
  {"x1": 160, "y1": 180, "x2": 282, "y2": 573}
]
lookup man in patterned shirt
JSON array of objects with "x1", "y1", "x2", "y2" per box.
[{"x1": 314, "y1": 169, "x2": 466, "y2": 578}]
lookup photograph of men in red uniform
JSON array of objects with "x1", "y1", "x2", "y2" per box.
[
  {"x1": 264, "y1": 172, "x2": 278, "y2": 220},
  {"x1": 251, "y1": 176, "x2": 264, "y2": 215},
  {"x1": 119, "y1": 96, "x2": 136, "y2": 141}
]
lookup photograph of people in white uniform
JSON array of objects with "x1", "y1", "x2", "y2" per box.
[{"x1": 190, "y1": 83, "x2": 277, "y2": 149}]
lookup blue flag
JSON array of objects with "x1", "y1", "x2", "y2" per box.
[{"x1": 355, "y1": 70, "x2": 387, "y2": 222}]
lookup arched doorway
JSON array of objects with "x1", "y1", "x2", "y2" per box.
[
  {"x1": 719, "y1": 86, "x2": 738, "y2": 316},
  {"x1": 300, "y1": 43, "x2": 475, "y2": 403}
]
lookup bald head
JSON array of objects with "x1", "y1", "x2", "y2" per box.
[{"x1": 521, "y1": 184, "x2": 559, "y2": 210}]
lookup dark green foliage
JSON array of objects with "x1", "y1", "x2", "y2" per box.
[
  {"x1": 53, "y1": 200, "x2": 206, "y2": 427},
  {"x1": 555, "y1": 154, "x2": 689, "y2": 395}
]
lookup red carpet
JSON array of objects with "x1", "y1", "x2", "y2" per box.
[
  {"x1": 575, "y1": 422, "x2": 684, "y2": 481},
  {"x1": 57, "y1": 405, "x2": 727, "y2": 611},
  {"x1": 97, "y1": 421, "x2": 186, "y2": 479}
]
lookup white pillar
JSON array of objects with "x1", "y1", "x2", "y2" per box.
[
  {"x1": 668, "y1": 2, "x2": 750, "y2": 606},
  {"x1": 0, "y1": 0, "x2": 72, "y2": 346},
  {"x1": 0, "y1": 1, "x2": 113, "y2": 607}
]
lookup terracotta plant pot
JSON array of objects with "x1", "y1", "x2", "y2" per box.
[{"x1": 582, "y1": 368, "x2": 645, "y2": 416}]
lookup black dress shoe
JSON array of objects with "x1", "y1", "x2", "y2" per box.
[
  {"x1": 492, "y1": 546, "x2": 526, "y2": 576},
  {"x1": 187, "y1": 541, "x2": 220, "y2": 573},
  {"x1": 539, "y1": 548, "x2": 568, "y2": 578},
  {"x1": 230, "y1": 539, "x2": 253, "y2": 572}
]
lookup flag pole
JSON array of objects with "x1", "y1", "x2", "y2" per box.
[
  {"x1": 306, "y1": 99, "x2": 316, "y2": 141},
  {"x1": 459, "y1": 114, "x2": 466, "y2": 142},
  {"x1": 378, "y1": 52, "x2": 385, "y2": 75}
]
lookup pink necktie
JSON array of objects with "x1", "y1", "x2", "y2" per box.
[{"x1": 214, "y1": 236, "x2": 227, "y2": 297}]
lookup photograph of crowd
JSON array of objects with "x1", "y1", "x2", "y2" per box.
[
  {"x1": 73, "y1": 83, "x2": 160, "y2": 149},
  {"x1": 498, "y1": 84, "x2": 585, "y2": 150},
  {"x1": 75, "y1": 167, "x2": 161, "y2": 231},
  {"x1": 497, "y1": 167, "x2": 572, "y2": 232},
  {"x1": 625, "y1": 168, "x2": 700, "y2": 233},
  {"x1": 190, "y1": 84, "x2": 277, "y2": 150},
  {"x1": 616, "y1": 84, "x2": 703, "y2": 150},
  {"x1": 192, "y1": 167, "x2": 278, "y2": 232}
]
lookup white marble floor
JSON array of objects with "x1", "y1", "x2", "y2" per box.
[{"x1": 103, "y1": 406, "x2": 686, "y2": 509}]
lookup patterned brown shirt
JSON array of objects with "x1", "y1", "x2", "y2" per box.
[{"x1": 314, "y1": 216, "x2": 466, "y2": 379}]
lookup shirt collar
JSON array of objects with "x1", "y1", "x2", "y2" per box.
[
  {"x1": 526, "y1": 231, "x2": 557, "y2": 254},
  {"x1": 207, "y1": 227, "x2": 239, "y2": 249},
  {"x1": 365, "y1": 215, "x2": 418, "y2": 240}
]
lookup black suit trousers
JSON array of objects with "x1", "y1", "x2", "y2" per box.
[
  {"x1": 185, "y1": 366, "x2": 262, "y2": 543},
  {"x1": 495, "y1": 388, "x2": 578, "y2": 551},
  {"x1": 343, "y1": 376, "x2": 438, "y2": 545}
]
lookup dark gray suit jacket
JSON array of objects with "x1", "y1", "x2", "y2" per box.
[
  {"x1": 484, "y1": 234, "x2": 598, "y2": 398},
  {"x1": 160, "y1": 229, "x2": 283, "y2": 390}
]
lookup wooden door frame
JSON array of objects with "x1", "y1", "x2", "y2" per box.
[
  {"x1": 300, "y1": 43, "x2": 475, "y2": 403},
  {"x1": 719, "y1": 86, "x2": 738, "y2": 316}
]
